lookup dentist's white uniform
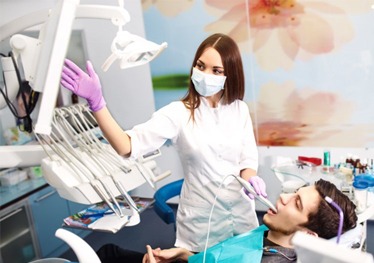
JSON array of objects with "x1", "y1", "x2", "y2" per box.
[{"x1": 126, "y1": 97, "x2": 259, "y2": 252}]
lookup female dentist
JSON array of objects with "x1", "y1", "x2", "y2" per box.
[{"x1": 61, "y1": 33, "x2": 268, "y2": 252}]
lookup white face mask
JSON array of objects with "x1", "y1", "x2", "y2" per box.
[{"x1": 191, "y1": 68, "x2": 226, "y2": 97}]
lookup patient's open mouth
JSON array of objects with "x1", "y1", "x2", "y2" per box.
[{"x1": 268, "y1": 208, "x2": 277, "y2": 215}]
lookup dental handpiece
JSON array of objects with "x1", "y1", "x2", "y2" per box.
[{"x1": 235, "y1": 176, "x2": 278, "y2": 213}]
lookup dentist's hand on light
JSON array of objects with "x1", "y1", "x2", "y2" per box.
[
  {"x1": 61, "y1": 59, "x2": 106, "y2": 112},
  {"x1": 246, "y1": 176, "x2": 268, "y2": 199}
]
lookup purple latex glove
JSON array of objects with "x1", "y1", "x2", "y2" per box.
[
  {"x1": 245, "y1": 176, "x2": 268, "y2": 200},
  {"x1": 61, "y1": 59, "x2": 106, "y2": 112}
]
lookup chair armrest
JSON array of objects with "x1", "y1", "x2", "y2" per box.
[{"x1": 153, "y1": 179, "x2": 183, "y2": 224}]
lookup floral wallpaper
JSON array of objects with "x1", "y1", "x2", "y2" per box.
[{"x1": 142, "y1": 0, "x2": 374, "y2": 148}]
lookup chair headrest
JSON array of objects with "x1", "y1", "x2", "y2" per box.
[{"x1": 329, "y1": 223, "x2": 363, "y2": 248}]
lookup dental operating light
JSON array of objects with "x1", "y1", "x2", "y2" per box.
[
  {"x1": 0, "y1": 0, "x2": 167, "y2": 135},
  {"x1": 102, "y1": 30, "x2": 168, "y2": 72}
]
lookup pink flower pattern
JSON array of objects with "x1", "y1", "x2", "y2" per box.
[
  {"x1": 142, "y1": 0, "x2": 195, "y2": 17},
  {"x1": 204, "y1": 0, "x2": 373, "y2": 71},
  {"x1": 249, "y1": 82, "x2": 374, "y2": 147}
]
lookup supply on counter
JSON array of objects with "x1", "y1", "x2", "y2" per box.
[
  {"x1": 0, "y1": 168, "x2": 28, "y2": 186},
  {"x1": 354, "y1": 175, "x2": 374, "y2": 208},
  {"x1": 334, "y1": 154, "x2": 374, "y2": 183},
  {"x1": 298, "y1": 156, "x2": 322, "y2": 166},
  {"x1": 344, "y1": 155, "x2": 370, "y2": 176},
  {"x1": 339, "y1": 165, "x2": 354, "y2": 183},
  {"x1": 353, "y1": 180, "x2": 368, "y2": 213},
  {"x1": 323, "y1": 150, "x2": 331, "y2": 166},
  {"x1": 3, "y1": 126, "x2": 35, "y2": 145},
  {"x1": 27, "y1": 166, "x2": 43, "y2": 179},
  {"x1": 322, "y1": 150, "x2": 332, "y2": 174}
]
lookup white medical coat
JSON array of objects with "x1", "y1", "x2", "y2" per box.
[{"x1": 126, "y1": 97, "x2": 259, "y2": 252}]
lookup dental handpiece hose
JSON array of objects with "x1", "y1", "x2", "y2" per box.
[{"x1": 234, "y1": 175, "x2": 277, "y2": 213}]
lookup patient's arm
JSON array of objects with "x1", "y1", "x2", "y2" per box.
[{"x1": 142, "y1": 245, "x2": 192, "y2": 263}]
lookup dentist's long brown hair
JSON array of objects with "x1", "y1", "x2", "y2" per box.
[{"x1": 181, "y1": 33, "x2": 245, "y2": 122}]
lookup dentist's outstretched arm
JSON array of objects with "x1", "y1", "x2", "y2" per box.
[
  {"x1": 61, "y1": 59, "x2": 132, "y2": 157},
  {"x1": 61, "y1": 59, "x2": 105, "y2": 112}
]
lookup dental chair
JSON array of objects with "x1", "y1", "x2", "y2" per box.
[
  {"x1": 293, "y1": 230, "x2": 373, "y2": 263},
  {"x1": 29, "y1": 228, "x2": 100, "y2": 263},
  {"x1": 31, "y1": 223, "x2": 367, "y2": 263},
  {"x1": 153, "y1": 179, "x2": 183, "y2": 229}
]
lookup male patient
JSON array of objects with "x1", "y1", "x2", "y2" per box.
[{"x1": 97, "y1": 179, "x2": 357, "y2": 263}]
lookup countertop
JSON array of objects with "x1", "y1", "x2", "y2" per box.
[{"x1": 0, "y1": 177, "x2": 48, "y2": 209}]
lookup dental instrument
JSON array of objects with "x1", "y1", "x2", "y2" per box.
[
  {"x1": 65, "y1": 105, "x2": 140, "y2": 213},
  {"x1": 234, "y1": 176, "x2": 278, "y2": 213},
  {"x1": 36, "y1": 104, "x2": 172, "y2": 227},
  {"x1": 81, "y1": 211, "x2": 115, "y2": 219},
  {"x1": 38, "y1": 123, "x2": 123, "y2": 217}
]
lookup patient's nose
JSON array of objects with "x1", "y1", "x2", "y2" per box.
[{"x1": 280, "y1": 193, "x2": 296, "y2": 204}]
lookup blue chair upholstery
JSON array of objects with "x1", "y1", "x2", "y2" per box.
[{"x1": 153, "y1": 179, "x2": 183, "y2": 225}]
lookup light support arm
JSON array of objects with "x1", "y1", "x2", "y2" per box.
[
  {"x1": 0, "y1": 3, "x2": 131, "y2": 111},
  {"x1": 0, "y1": 5, "x2": 130, "y2": 41}
]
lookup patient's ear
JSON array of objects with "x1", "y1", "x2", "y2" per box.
[{"x1": 299, "y1": 228, "x2": 318, "y2": 237}]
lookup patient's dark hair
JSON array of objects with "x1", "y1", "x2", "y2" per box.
[{"x1": 301, "y1": 179, "x2": 357, "y2": 239}]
